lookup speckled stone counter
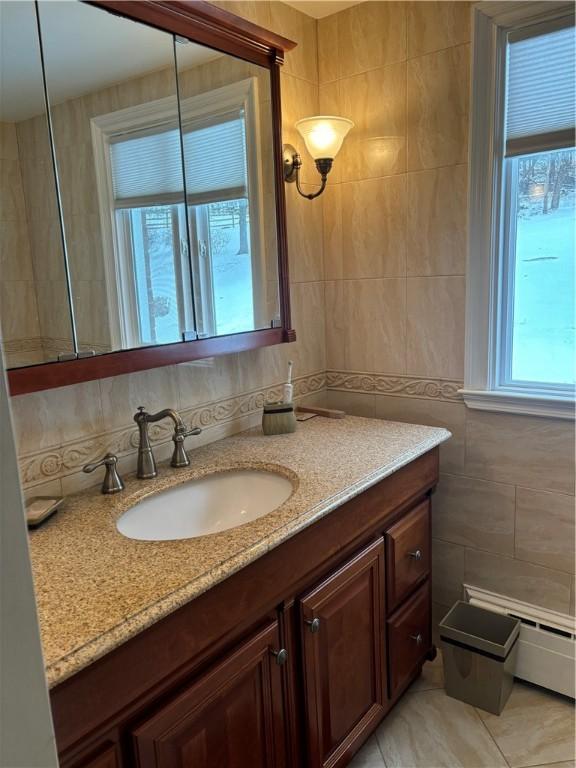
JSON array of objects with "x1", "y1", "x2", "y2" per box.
[{"x1": 28, "y1": 415, "x2": 450, "y2": 688}]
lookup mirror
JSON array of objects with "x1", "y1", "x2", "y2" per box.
[
  {"x1": 38, "y1": 0, "x2": 192, "y2": 353},
  {"x1": 3, "y1": 0, "x2": 293, "y2": 393},
  {"x1": 174, "y1": 39, "x2": 280, "y2": 338},
  {"x1": 33, "y1": 0, "x2": 279, "y2": 358},
  {"x1": 0, "y1": 0, "x2": 75, "y2": 368}
]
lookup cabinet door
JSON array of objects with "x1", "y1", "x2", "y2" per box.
[
  {"x1": 300, "y1": 539, "x2": 386, "y2": 768},
  {"x1": 132, "y1": 621, "x2": 288, "y2": 768}
]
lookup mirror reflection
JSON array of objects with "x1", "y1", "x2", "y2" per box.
[
  {"x1": 0, "y1": 0, "x2": 75, "y2": 368},
  {"x1": 174, "y1": 39, "x2": 280, "y2": 337},
  {"x1": 38, "y1": 0, "x2": 193, "y2": 353},
  {"x1": 1, "y1": 0, "x2": 282, "y2": 370}
]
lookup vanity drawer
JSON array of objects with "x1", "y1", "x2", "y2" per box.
[
  {"x1": 387, "y1": 581, "x2": 430, "y2": 699},
  {"x1": 385, "y1": 500, "x2": 430, "y2": 611}
]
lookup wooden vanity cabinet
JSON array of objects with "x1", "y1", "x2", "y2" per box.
[
  {"x1": 132, "y1": 621, "x2": 289, "y2": 768},
  {"x1": 50, "y1": 449, "x2": 439, "y2": 768},
  {"x1": 299, "y1": 539, "x2": 386, "y2": 768}
]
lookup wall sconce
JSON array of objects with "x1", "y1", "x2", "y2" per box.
[{"x1": 283, "y1": 116, "x2": 354, "y2": 200}]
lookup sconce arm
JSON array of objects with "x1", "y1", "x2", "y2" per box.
[
  {"x1": 283, "y1": 145, "x2": 333, "y2": 201},
  {"x1": 295, "y1": 168, "x2": 328, "y2": 200}
]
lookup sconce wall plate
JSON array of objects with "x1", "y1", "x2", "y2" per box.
[{"x1": 283, "y1": 143, "x2": 300, "y2": 184}]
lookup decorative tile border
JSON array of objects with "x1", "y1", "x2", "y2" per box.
[
  {"x1": 42, "y1": 339, "x2": 112, "y2": 355},
  {"x1": 326, "y1": 370, "x2": 463, "y2": 403},
  {"x1": 17, "y1": 369, "x2": 461, "y2": 488},
  {"x1": 2, "y1": 338, "x2": 45, "y2": 368},
  {"x1": 18, "y1": 372, "x2": 326, "y2": 488},
  {"x1": 3, "y1": 338, "x2": 110, "y2": 369},
  {"x1": 2, "y1": 337, "x2": 44, "y2": 353},
  {"x1": 3, "y1": 337, "x2": 111, "y2": 355}
]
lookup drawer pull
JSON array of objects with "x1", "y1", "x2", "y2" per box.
[
  {"x1": 304, "y1": 617, "x2": 321, "y2": 634},
  {"x1": 408, "y1": 549, "x2": 422, "y2": 561},
  {"x1": 410, "y1": 633, "x2": 423, "y2": 645},
  {"x1": 271, "y1": 648, "x2": 288, "y2": 666}
]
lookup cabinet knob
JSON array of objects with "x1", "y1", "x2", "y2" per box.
[
  {"x1": 271, "y1": 648, "x2": 288, "y2": 666},
  {"x1": 304, "y1": 617, "x2": 321, "y2": 634},
  {"x1": 410, "y1": 633, "x2": 423, "y2": 646},
  {"x1": 408, "y1": 549, "x2": 422, "y2": 561}
]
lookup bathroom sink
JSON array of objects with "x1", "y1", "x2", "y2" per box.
[{"x1": 116, "y1": 470, "x2": 293, "y2": 541}]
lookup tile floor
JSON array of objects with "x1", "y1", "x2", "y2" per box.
[{"x1": 350, "y1": 654, "x2": 575, "y2": 768}]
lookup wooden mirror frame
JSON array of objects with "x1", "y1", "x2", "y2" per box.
[{"x1": 8, "y1": 0, "x2": 296, "y2": 396}]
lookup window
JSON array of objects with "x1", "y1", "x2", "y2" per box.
[
  {"x1": 115, "y1": 203, "x2": 190, "y2": 346},
  {"x1": 91, "y1": 79, "x2": 264, "y2": 348},
  {"x1": 189, "y1": 198, "x2": 254, "y2": 337},
  {"x1": 107, "y1": 122, "x2": 193, "y2": 348},
  {"x1": 181, "y1": 112, "x2": 257, "y2": 338},
  {"x1": 465, "y1": 3, "x2": 575, "y2": 418},
  {"x1": 503, "y1": 148, "x2": 575, "y2": 387}
]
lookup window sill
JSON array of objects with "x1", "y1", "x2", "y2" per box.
[{"x1": 459, "y1": 389, "x2": 575, "y2": 420}]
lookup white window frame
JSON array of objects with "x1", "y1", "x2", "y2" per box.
[
  {"x1": 463, "y1": 1, "x2": 575, "y2": 420},
  {"x1": 91, "y1": 77, "x2": 266, "y2": 347},
  {"x1": 113, "y1": 204, "x2": 191, "y2": 348}
]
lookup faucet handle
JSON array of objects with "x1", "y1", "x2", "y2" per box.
[
  {"x1": 171, "y1": 424, "x2": 202, "y2": 468},
  {"x1": 134, "y1": 405, "x2": 147, "y2": 423},
  {"x1": 83, "y1": 453, "x2": 125, "y2": 494}
]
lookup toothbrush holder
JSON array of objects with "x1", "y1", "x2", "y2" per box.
[{"x1": 262, "y1": 402, "x2": 297, "y2": 435}]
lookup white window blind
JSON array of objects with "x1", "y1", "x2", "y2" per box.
[
  {"x1": 109, "y1": 112, "x2": 247, "y2": 209},
  {"x1": 182, "y1": 114, "x2": 247, "y2": 205},
  {"x1": 506, "y1": 18, "x2": 575, "y2": 156},
  {"x1": 110, "y1": 125, "x2": 184, "y2": 208}
]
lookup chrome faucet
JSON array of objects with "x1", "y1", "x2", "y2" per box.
[{"x1": 133, "y1": 406, "x2": 201, "y2": 479}]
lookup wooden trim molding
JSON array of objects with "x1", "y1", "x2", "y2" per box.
[
  {"x1": 326, "y1": 371, "x2": 464, "y2": 403},
  {"x1": 87, "y1": 0, "x2": 296, "y2": 65},
  {"x1": 7, "y1": 0, "x2": 297, "y2": 396},
  {"x1": 18, "y1": 371, "x2": 326, "y2": 489},
  {"x1": 459, "y1": 388, "x2": 575, "y2": 420},
  {"x1": 9, "y1": 328, "x2": 294, "y2": 396},
  {"x1": 474, "y1": 1, "x2": 573, "y2": 24}
]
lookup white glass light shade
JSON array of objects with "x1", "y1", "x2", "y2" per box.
[{"x1": 295, "y1": 115, "x2": 354, "y2": 160}]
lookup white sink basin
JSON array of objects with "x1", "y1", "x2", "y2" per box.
[{"x1": 116, "y1": 469, "x2": 293, "y2": 541}]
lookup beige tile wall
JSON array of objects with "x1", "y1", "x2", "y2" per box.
[
  {"x1": 15, "y1": 113, "x2": 75, "y2": 359},
  {"x1": 0, "y1": 118, "x2": 73, "y2": 365},
  {"x1": 0, "y1": 122, "x2": 43, "y2": 365},
  {"x1": 320, "y1": 1, "x2": 469, "y2": 386},
  {"x1": 318, "y1": 0, "x2": 575, "y2": 618}
]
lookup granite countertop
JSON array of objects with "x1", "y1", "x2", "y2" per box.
[{"x1": 28, "y1": 415, "x2": 450, "y2": 688}]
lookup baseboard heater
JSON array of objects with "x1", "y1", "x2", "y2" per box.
[{"x1": 463, "y1": 584, "x2": 575, "y2": 698}]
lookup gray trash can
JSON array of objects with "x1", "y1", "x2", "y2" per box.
[{"x1": 439, "y1": 601, "x2": 520, "y2": 715}]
